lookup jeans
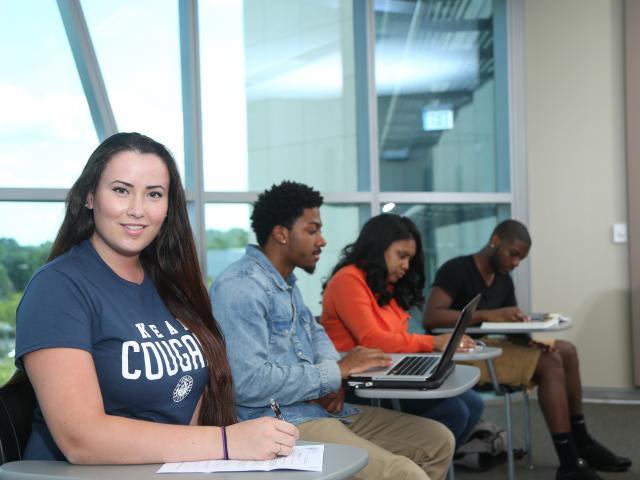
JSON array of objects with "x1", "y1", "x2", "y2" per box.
[
  {"x1": 399, "y1": 390, "x2": 484, "y2": 448},
  {"x1": 346, "y1": 389, "x2": 484, "y2": 449}
]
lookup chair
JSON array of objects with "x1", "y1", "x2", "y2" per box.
[
  {"x1": 451, "y1": 341, "x2": 533, "y2": 480},
  {"x1": 0, "y1": 370, "x2": 36, "y2": 464},
  {"x1": 479, "y1": 346, "x2": 534, "y2": 477}
]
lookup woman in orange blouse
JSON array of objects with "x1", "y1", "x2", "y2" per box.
[{"x1": 321, "y1": 213, "x2": 483, "y2": 448}]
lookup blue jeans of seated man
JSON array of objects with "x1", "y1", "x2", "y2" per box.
[
  {"x1": 399, "y1": 390, "x2": 484, "y2": 448},
  {"x1": 346, "y1": 389, "x2": 483, "y2": 449}
]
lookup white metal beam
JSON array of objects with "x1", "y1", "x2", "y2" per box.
[
  {"x1": 179, "y1": 0, "x2": 207, "y2": 280},
  {"x1": 57, "y1": 0, "x2": 117, "y2": 140}
]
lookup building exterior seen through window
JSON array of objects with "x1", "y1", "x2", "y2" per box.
[{"x1": 0, "y1": 0, "x2": 511, "y2": 385}]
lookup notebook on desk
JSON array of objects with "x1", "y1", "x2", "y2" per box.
[
  {"x1": 479, "y1": 312, "x2": 571, "y2": 331},
  {"x1": 348, "y1": 293, "x2": 481, "y2": 390}
]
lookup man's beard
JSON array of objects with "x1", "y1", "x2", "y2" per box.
[{"x1": 302, "y1": 264, "x2": 316, "y2": 274}]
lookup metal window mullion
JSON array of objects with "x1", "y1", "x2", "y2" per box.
[
  {"x1": 57, "y1": 0, "x2": 117, "y2": 140},
  {"x1": 506, "y1": 0, "x2": 531, "y2": 312},
  {"x1": 179, "y1": 0, "x2": 207, "y2": 281},
  {"x1": 202, "y1": 191, "x2": 375, "y2": 204},
  {"x1": 494, "y1": 0, "x2": 511, "y2": 194},
  {"x1": 0, "y1": 188, "x2": 69, "y2": 202},
  {"x1": 378, "y1": 192, "x2": 513, "y2": 204},
  {"x1": 353, "y1": 0, "x2": 371, "y2": 192},
  {"x1": 365, "y1": 0, "x2": 381, "y2": 216},
  {"x1": 199, "y1": 190, "x2": 510, "y2": 205}
]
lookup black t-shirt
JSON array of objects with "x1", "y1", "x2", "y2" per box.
[{"x1": 432, "y1": 255, "x2": 517, "y2": 310}]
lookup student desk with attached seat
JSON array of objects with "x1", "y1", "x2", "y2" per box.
[
  {"x1": 456, "y1": 319, "x2": 572, "y2": 336},
  {"x1": 353, "y1": 363, "x2": 481, "y2": 480},
  {"x1": 352, "y1": 363, "x2": 481, "y2": 401},
  {"x1": 0, "y1": 442, "x2": 368, "y2": 480},
  {"x1": 433, "y1": 320, "x2": 573, "y2": 479}
]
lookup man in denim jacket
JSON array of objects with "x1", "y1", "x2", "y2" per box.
[{"x1": 211, "y1": 181, "x2": 454, "y2": 480}]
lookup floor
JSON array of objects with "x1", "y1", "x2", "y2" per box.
[{"x1": 454, "y1": 399, "x2": 640, "y2": 480}]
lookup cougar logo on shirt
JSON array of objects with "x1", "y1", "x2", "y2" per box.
[
  {"x1": 173, "y1": 375, "x2": 194, "y2": 402},
  {"x1": 121, "y1": 321, "x2": 205, "y2": 382}
]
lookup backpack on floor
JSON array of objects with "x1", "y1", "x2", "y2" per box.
[{"x1": 454, "y1": 419, "x2": 521, "y2": 471}]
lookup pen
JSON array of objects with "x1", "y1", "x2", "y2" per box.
[{"x1": 270, "y1": 398, "x2": 285, "y2": 421}]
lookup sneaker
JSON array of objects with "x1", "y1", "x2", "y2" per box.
[
  {"x1": 579, "y1": 438, "x2": 632, "y2": 472},
  {"x1": 555, "y1": 458, "x2": 604, "y2": 480}
]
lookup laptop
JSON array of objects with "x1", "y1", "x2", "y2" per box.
[{"x1": 348, "y1": 293, "x2": 481, "y2": 390}]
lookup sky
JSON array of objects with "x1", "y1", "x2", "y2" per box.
[
  {"x1": 0, "y1": 0, "x2": 251, "y2": 245},
  {"x1": 0, "y1": 0, "x2": 483, "y2": 246}
]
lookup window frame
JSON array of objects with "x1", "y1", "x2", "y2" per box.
[{"x1": 0, "y1": 0, "x2": 529, "y2": 309}]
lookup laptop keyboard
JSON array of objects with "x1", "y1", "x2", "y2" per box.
[{"x1": 388, "y1": 356, "x2": 438, "y2": 376}]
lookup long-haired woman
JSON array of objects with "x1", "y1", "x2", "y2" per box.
[
  {"x1": 321, "y1": 213, "x2": 481, "y2": 448},
  {"x1": 15, "y1": 132, "x2": 297, "y2": 463}
]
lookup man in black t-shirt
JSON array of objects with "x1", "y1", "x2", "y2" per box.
[{"x1": 423, "y1": 220, "x2": 631, "y2": 480}]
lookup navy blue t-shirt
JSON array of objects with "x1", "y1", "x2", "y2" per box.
[
  {"x1": 15, "y1": 240, "x2": 209, "y2": 460},
  {"x1": 431, "y1": 255, "x2": 517, "y2": 311}
]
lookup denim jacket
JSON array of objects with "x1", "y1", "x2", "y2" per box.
[{"x1": 211, "y1": 245, "x2": 359, "y2": 425}]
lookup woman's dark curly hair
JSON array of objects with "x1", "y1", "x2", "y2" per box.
[
  {"x1": 251, "y1": 181, "x2": 323, "y2": 246},
  {"x1": 325, "y1": 213, "x2": 425, "y2": 309}
]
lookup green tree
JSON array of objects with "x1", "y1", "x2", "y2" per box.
[
  {"x1": 0, "y1": 355, "x2": 16, "y2": 385},
  {"x1": 0, "y1": 262, "x2": 12, "y2": 299},
  {"x1": 0, "y1": 293, "x2": 21, "y2": 329},
  {"x1": 206, "y1": 228, "x2": 248, "y2": 249},
  {"x1": 0, "y1": 238, "x2": 51, "y2": 298}
]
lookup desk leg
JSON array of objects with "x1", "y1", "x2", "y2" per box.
[
  {"x1": 523, "y1": 389, "x2": 533, "y2": 468},
  {"x1": 485, "y1": 355, "x2": 515, "y2": 480},
  {"x1": 504, "y1": 392, "x2": 515, "y2": 480}
]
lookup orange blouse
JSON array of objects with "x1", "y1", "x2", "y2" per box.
[{"x1": 321, "y1": 264, "x2": 434, "y2": 353}]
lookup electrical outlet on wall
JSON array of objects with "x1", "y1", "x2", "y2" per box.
[{"x1": 612, "y1": 223, "x2": 628, "y2": 244}]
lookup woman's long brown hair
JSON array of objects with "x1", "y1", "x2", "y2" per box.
[{"x1": 48, "y1": 132, "x2": 236, "y2": 426}]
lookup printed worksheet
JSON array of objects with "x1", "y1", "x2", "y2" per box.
[{"x1": 157, "y1": 444, "x2": 324, "y2": 473}]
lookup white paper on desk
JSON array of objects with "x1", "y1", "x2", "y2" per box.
[
  {"x1": 157, "y1": 444, "x2": 324, "y2": 473},
  {"x1": 479, "y1": 313, "x2": 571, "y2": 330}
]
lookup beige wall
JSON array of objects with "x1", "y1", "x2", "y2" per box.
[{"x1": 524, "y1": 0, "x2": 632, "y2": 387}]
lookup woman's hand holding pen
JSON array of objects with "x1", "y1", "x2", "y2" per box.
[{"x1": 225, "y1": 417, "x2": 299, "y2": 460}]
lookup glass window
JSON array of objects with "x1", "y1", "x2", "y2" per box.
[
  {"x1": 388, "y1": 202, "x2": 510, "y2": 333},
  {"x1": 0, "y1": 1, "x2": 517, "y2": 378},
  {"x1": 300, "y1": 204, "x2": 368, "y2": 316},
  {"x1": 0, "y1": 1, "x2": 97, "y2": 188},
  {"x1": 0, "y1": 202, "x2": 65, "y2": 384},
  {"x1": 205, "y1": 202, "x2": 367, "y2": 316},
  {"x1": 81, "y1": 0, "x2": 184, "y2": 175},
  {"x1": 375, "y1": 0, "x2": 508, "y2": 192},
  {"x1": 200, "y1": 0, "x2": 359, "y2": 192},
  {"x1": 205, "y1": 203, "x2": 252, "y2": 284},
  {"x1": 388, "y1": 202, "x2": 510, "y2": 285}
]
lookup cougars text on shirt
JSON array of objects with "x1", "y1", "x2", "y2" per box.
[{"x1": 121, "y1": 320, "x2": 205, "y2": 380}]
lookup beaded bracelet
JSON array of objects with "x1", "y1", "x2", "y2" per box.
[{"x1": 220, "y1": 425, "x2": 229, "y2": 460}]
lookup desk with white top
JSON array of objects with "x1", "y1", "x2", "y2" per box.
[
  {"x1": 433, "y1": 319, "x2": 572, "y2": 336},
  {"x1": 432, "y1": 322, "x2": 572, "y2": 480},
  {"x1": 0, "y1": 442, "x2": 367, "y2": 480},
  {"x1": 352, "y1": 363, "x2": 481, "y2": 400}
]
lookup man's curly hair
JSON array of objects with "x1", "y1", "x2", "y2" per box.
[{"x1": 251, "y1": 181, "x2": 324, "y2": 246}]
